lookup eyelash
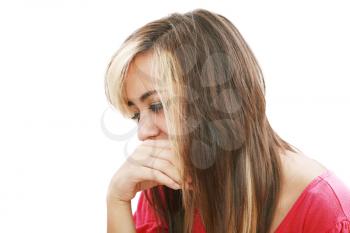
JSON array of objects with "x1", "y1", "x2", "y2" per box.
[{"x1": 131, "y1": 103, "x2": 163, "y2": 121}]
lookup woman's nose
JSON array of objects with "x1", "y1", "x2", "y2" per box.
[{"x1": 137, "y1": 112, "x2": 160, "y2": 141}]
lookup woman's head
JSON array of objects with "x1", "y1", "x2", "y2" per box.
[
  {"x1": 105, "y1": 8, "x2": 298, "y2": 233},
  {"x1": 105, "y1": 7, "x2": 266, "y2": 168}
]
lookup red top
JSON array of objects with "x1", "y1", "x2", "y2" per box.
[{"x1": 133, "y1": 169, "x2": 350, "y2": 233}]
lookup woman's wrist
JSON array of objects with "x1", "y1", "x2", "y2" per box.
[{"x1": 107, "y1": 195, "x2": 131, "y2": 207}]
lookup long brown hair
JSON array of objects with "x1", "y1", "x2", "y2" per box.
[{"x1": 105, "y1": 8, "x2": 300, "y2": 233}]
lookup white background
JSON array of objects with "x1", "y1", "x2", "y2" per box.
[{"x1": 0, "y1": 0, "x2": 349, "y2": 232}]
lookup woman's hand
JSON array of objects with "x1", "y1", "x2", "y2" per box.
[{"x1": 107, "y1": 139, "x2": 183, "y2": 204}]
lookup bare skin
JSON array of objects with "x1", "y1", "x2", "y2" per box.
[{"x1": 269, "y1": 150, "x2": 328, "y2": 233}]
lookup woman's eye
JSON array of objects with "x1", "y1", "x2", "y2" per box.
[
  {"x1": 131, "y1": 112, "x2": 140, "y2": 121},
  {"x1": 150, "y1": 103, "x2": 163, "y2": 112},
  {"x1": 130, "y1": 103, "x2": 163, "y2": 122}
]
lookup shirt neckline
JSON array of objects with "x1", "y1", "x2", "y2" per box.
[{"x1": 274, "y1": 169, "x2": 333, "y2": 232}]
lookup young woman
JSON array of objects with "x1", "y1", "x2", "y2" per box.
[{"x1": 104, "y1": 8, "x2": 350, "y2": 233}]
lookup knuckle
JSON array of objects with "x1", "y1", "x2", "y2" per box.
[{"x1": 150, "y1": 169, "x2": 160, "y2": 179}]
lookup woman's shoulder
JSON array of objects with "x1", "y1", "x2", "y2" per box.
[
  {"x1": 303, "y1": 169, "x2": 350, "y2": 228},
  {"x1": 275, "y1": 151, "x2": 350, "y2": 232},
  {"x1": 285, "y1": 152, "x2": 350, "y2": 219},
  {"x1": 306, "y1": 168, "x2": 349, "y2": 211},
  {"x1": 275, "y1": 168, "x2": 350, "y2": 232}
]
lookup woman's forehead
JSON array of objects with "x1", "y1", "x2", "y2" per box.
[
  {"x1": 125, "y1": 54, "x2": 153, "y2": 93},
  {"x1": 124, "y1": 51, "x2": 166, "y2": 101}
]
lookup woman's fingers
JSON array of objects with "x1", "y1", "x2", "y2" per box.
[
  {"x1": 107, "y1": 139, "x2": 192, "y2": 203},
  {"x1": 140, "y1": 156, "x2": 181, "y2": 184},
  {"x1": 130, "y1": 141, "x2": 182, "y2": 185},
  {"x1": 138, "y1": 140, "x2": 181, "y2": 170},
  {"x1": 137, "y1": 166, "x2": 181, "y2": 190}
]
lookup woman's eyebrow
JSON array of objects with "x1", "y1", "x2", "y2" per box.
[{"x1": 127, "y1": 90, "x2": 157, "y2": 106}]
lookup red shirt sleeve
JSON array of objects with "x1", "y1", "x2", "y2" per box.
[
  {"x1": 132, "y1": 189, "x2": 168, "y2": 233},
  {"x1": 132, "y1": 188, "x2": 206, "y2": 233}
]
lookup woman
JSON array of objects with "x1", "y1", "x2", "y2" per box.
[{"x1": 104, "y1": 8, "x2": 350, "y2": 233}]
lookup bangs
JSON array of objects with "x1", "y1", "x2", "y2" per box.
[
  {"x1": 105, "y1": 40, "x2": 143, "y2": 118},
  {"x1": 104, "y1": 41, "x2": 173, "y2": 119}
]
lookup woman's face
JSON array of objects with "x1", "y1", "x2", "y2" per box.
[{"x1": 124, "y1": 51, "x2": 169, "y2": 141}]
